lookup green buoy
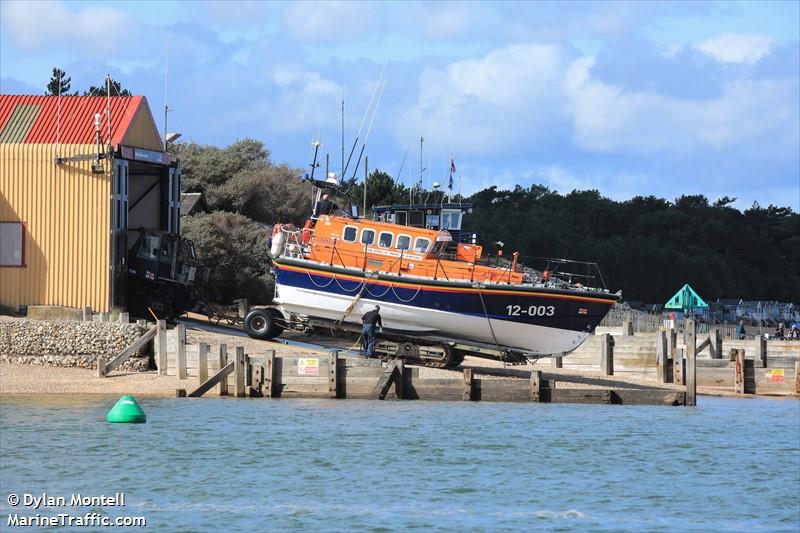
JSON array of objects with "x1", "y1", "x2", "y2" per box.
[{"x1": 106, "y1": 396, "x2": 147, "y2": 424}]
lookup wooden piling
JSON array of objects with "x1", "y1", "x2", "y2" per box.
[
  {"x1": 234, "y1": 347, "x2": 246, "y2": 397},
  {"x1": 176, "y1": 324, "x2": 187, "y2": 380},
  {"x1": 674, "y1": 348, "x2": 685, "y2": 386},
  {"x1": 82, "y1": 306, "x2": 92, "y2": 322},
  {"x1": 552, "y1": 356, "x2": 563, "y2": 369},
  {"x1": 156, "y1": 320, "x2": 167, "y2": 376},
  {"x1": 96, "y1": 356, "x2": 106, "y2": 378},
  {"x1": 757, "y1": 335, "x2": 767, "y2": 367},
  {"x1": 686, "y1": 340, "x2": 696, "y2": 406},
  {"x1": 329, "y1": 351, "x2": 338, "y2": 399},
  {"x1": 188, "y1": 362, "x2": 234, "y2": 398},
  {"x1": 218, "y1": 344, "x2": 228, "y2": 396},
  {"x1": 712, "y1": 327, "x2": 723, "y2": 360},
  {"x1": 685, "y1": 319, "x2": 696, "y2": 367},
  {"x1": 373, "y1": 360, "x2": 398, "y2": 400},
  {"x1": 668, "y1": 327, "x2": 677, "y2": 359},
  {"x1": 264, "y1": 350, "x2": 275, "y2": 398},
  {"x1": 251, "y1": 363, "x2": 264, "y2": 397},
  {"x1": 601, "y1": 334, "x2": 614, "y2": 376},
  {"x1": 244, "y1": 355, "x2": 252, "y2": 388},
  {"x1": 622, "y1": 320, "x2": 634, "y2": 336},
  {"x1": 463, "y1": 368, "x2": 473, "y2": 401},
  {"x1": 656, "y1": 330, "x2": 668, "y2": 383},
  {"x1": 198, "y1": 343, "x2": 209, "y2": 384},
  {"x1": 119, "y1": 312, "x2": 129, "y2": 324},
  {"x1": 530, "y1": 370, "x2": 542, "y2": 402},
  {"x1": 795, "y1": 361, "x2": 800, "y2": 397},
  {"x1": 734, "y1": 349, "x2": 745, "y2": 395}
]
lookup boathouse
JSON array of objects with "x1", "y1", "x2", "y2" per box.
[{"x1": 0, "y1": 95, "x2": 181, "y2": 313}]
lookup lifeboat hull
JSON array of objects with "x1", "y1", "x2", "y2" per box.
[{"x1": 272, "y1": 258, "x2": 619, "y2": 356}]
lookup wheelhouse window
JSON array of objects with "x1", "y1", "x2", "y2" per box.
[
  {"x1": 361, "y1": 229, "x2": 375, "y2": 245},
  {"x1": 378, "y1": 232, "x2": 393, "y2": 248},
  {"x1": 441, "y1": 210, "x2": 462, "y2": 230},
  {"x1": 0, "y1": 222, "x2": 25, "y2": 267},
  {"x1": 414, "y1": 237, "x2": 431, "y2": 253},
  {"x1": 343, "y1": 226, "x2": 357, "y2": 242},
  {"x1": 396, "y1": 235, "x2": 411, "y2": 251}
]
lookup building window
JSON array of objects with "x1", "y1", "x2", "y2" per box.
[
  {"x1": 378, "y1": 232, "x2": 393, "y2": 248},
  {"x1": 0, "y1": 222, "x2": 25, "y2": 267}
]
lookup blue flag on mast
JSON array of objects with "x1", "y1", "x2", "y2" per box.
[{"x1": 448, "y1": 158, "x2": 455, "y2": 190}]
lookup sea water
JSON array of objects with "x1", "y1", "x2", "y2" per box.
[{"x1": 1, "y1": 395, "x2": 798, "y2": 532}]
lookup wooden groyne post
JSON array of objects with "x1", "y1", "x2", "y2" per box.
[
  {"x1": 156, "y1": 320, "x2": 167, "y2": 376},
  {"x1": 601, "y1": 334, "x2": 614, "y2": 376}
]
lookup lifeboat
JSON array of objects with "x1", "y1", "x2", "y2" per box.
[{"x1": 267, "y1": 205, "x2": 620, "y2": 358}]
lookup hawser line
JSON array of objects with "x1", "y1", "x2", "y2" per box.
[{"x1": 278, "y1": 263, "x2": 615, "y2": 304}]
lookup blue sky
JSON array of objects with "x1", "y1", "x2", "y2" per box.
[{"x1": 2, "y1": 0, "x2": 798, "y2": 209}]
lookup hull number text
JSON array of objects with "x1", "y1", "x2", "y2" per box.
[{"x1": 506, "y1": 305, "x2": 555, "y2": 317}]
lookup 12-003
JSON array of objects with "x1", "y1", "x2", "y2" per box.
[{"x1": 506, "y1": 305, "x2": 555, "y2": 316}]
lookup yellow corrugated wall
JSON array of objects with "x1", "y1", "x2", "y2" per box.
[{"x1": 0, "y1": 143, "x2": 110, "y2": 312}]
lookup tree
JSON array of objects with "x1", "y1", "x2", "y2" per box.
[
  {"x1": 173, "y1": 138, "x2": 310, "y2": 225},
  {"x1": 84, "y1": 77, "x2": 131, "y2": 96},
  {"x1": 45, "y1": 68, "x2": 73, "y2": 96},
  {"x1": 182, "y1": 211, "x2": 273, "y2": 304}
]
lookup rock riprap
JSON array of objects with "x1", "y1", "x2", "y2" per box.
[{"x1": 0, "y1": 320, "x2": 151, "y2": 372}]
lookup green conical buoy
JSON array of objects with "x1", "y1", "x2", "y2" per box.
[{"x1": 106, "y1": 396, "x2": 146, "y2": 424}]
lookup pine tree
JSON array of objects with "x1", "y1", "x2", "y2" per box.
[
  {"x1": 84, "y1": 77, "x2": 132, "y2": 97},
  {"x1": 45, "y1": 68, "x2": 72, "y2": 96}
]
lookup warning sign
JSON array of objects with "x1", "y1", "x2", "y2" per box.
[
  {"x1": 765, "y1": 369, "x2": 784, "y2": 383},
  {"x1": 298, "y1": 358, "x2": 319, "y2": 376}
]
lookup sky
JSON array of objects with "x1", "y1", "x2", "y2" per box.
[{"x1": 1, "y1": 0, "x2": 798, "y2": 210}]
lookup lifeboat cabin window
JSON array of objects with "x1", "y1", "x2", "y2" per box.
[
  {"x1": 414, "y1": 237, "x2": 431, "y2": 254},
  {"x1": 361, "y1": 229, "x2": 375, "y2": 246},
  {"x1": 397, "y1": 235, "x2": 411, "y2": 250},
  {"x1": 343, "y1": 226, "x2": 358, "y2": 242},
  {"x1": 378, "y1": 232, "x2": 393, "y2": 248}
]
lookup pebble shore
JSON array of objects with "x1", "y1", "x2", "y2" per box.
[{"x1": 0, "y1": 319, "x2": 151, "y2": 372}]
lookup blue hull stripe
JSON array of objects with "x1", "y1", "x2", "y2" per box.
[{"x1": 274, "y1": 263, "x2": 616, "y2": 333}]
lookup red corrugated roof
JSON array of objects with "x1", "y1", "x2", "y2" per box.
[{"x1": 0, "y1": 95, "x2": 144, "y2": 145}]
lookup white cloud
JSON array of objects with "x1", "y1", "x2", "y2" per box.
[
  {"x1": 1, "y1": 1, "x2": 134, "y2": 56},
  {"x1": 564, "y1": 56, "x2": 798, "y2": 153},
  {"x1": 396, "y1": 43, "x2": 573, "y2": 155},
  {"x1": 269, "y1": 69, "x2": 343, "y2": 132},
  {"x1": 284, "y1": 1, "x2": 374, "y2": 41},
  {"x1": 694, "y1": 33, "x2": 775, "y2": 65}
]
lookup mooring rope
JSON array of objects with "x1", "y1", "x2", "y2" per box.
[
  {"x1": 335, "y1": 270, "x2": 382, "y2": 327},
  {"x1": 476, "y1": 285, "x2": 505, "y2": 360}
]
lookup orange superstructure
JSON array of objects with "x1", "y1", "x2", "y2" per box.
[{"x1": 302, "y1": 215, "x2": 524, "y2": 284}]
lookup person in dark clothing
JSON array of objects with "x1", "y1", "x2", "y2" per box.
[
  {"x1": 313, "y1": 194, "x2": 335, "y2": 219},
  {"x1": 361, "y1": 305, "x2": 383, "y2": 358}
]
